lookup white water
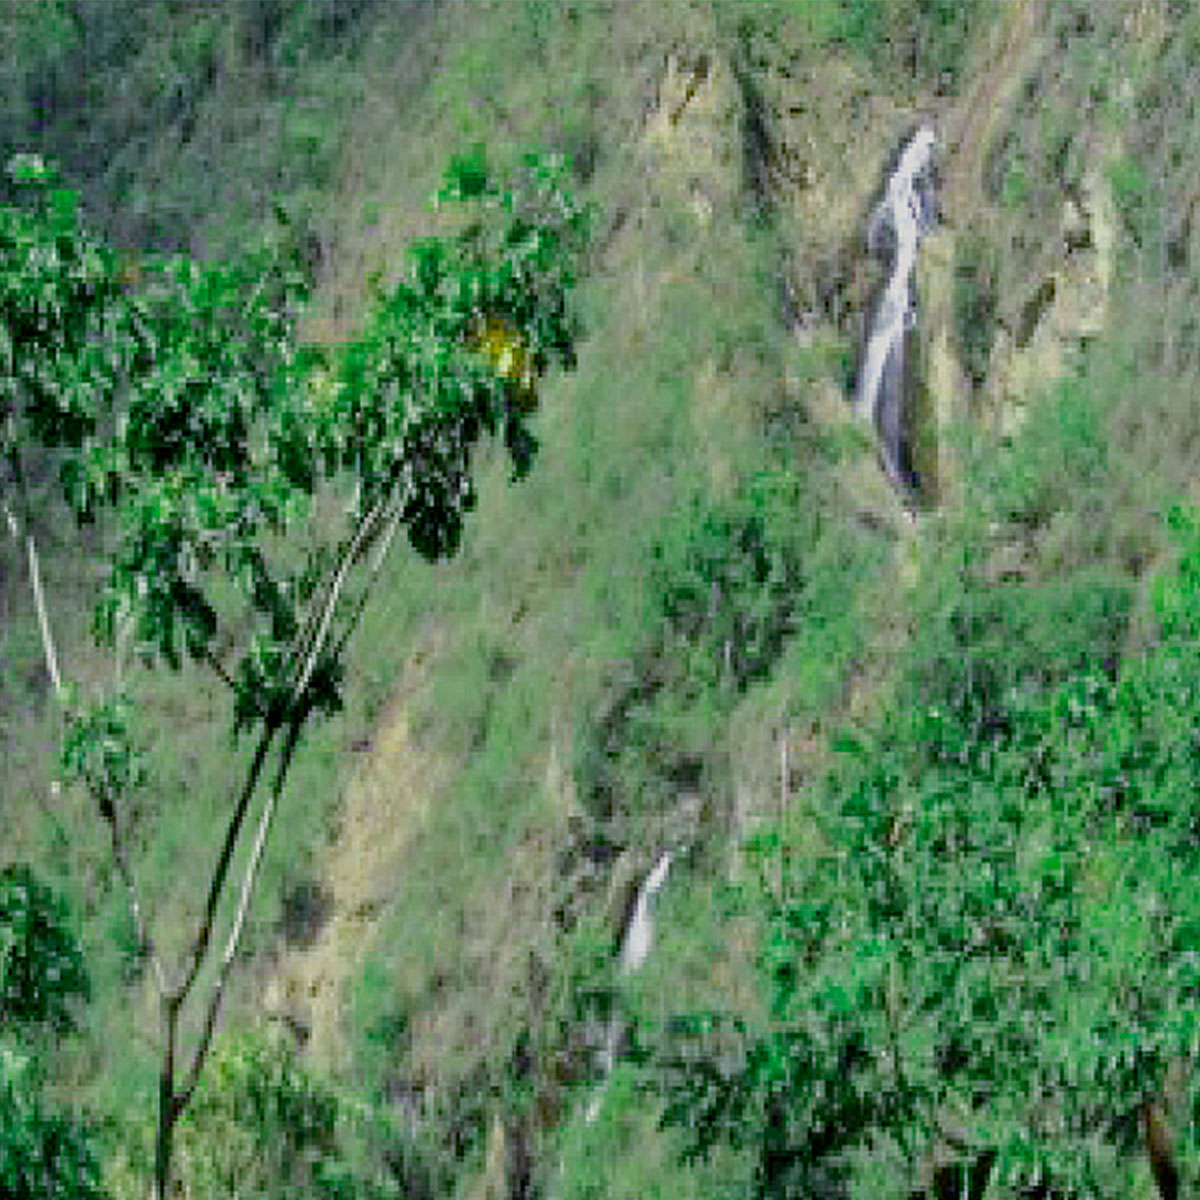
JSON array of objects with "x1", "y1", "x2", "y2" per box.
[
  {"x1": 617, "y1": 850, "x2": 672, "y2": 973},
  {"x1": 855, "y1": 124, "x2": 938, "y2": 484},
  {"x1": 585, "y1": 850, "x2": 673, "y2": 1124}
]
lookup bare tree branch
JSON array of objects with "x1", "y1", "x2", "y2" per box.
[
  {"x1": 174, "y1": 478, "x2": 402, "y2": 1008},
  {"x1": 175, "y1": 715, "x2": 303, "y2": 1114},
  {"x1": 200, "y1": 646, "x2": 243, "y2": 698},
  {"x1": 172, "y1": 483, "x2": 406, "y2": 1113},
  {"x1": 101, "y1": 783, "x2": 168, "y2": 997},
  {"x1": 1, "y1": 498, "x2": 64, "y2": 703},
  {"x1": 174, "y1": 721, "x2": 278, "y2": 1002},
  {"x1": 27, "y1": 531, "x2": 64, "y2": 702},
  {"x1": 290, "y1": 482, "x2": 399, "y2": 702},
  {"x1": 331, "y1": 487, "x2": 406, "y2": 664}
]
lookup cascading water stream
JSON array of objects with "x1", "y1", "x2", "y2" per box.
[
  {"x1": 584, "y1": 850, "x2": 673, "y2": 1125},
  {"x1": 855, "y1": 123, "x2": 938, "y2": 491}
]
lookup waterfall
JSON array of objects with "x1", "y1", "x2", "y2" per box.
[
  {"x1": 585, "y1": 850, "x2": 673, "y2": 1124},
  {"x1": 855, "y1": 123, "x2": 938, "y2": 491},
  {"x1": 617, "y1": 850, "x2": 672, "y2": 973}
]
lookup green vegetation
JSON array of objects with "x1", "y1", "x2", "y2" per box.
[
  {"x1": 1, "y1": 1043, "x2": 106, "y2": 1200},
  {"x1": 2, "y1": 131, "x2": 587, "y2": 1198},
  {"x1": 954, "y1": 230, "x2": 999, "y2": 390},
  {"x1": 0, "y1": 0, "x2": 393, "y2": 258},
  {"x1": 6, "y1": 1, "x2": 1200, "y2": 1198},
  {"x1": 726, "y1": 0, "x2": 992, "y2": 95},
  {"x1": 649, "y1": 1, "x2": 1200, "y2": 1183},
  {"x1": 0, "y1": 866, "x2": 103, "y2": 1199},
  {"x1": 0, "y1": 862, "x2": 90, "y2": 1033},
  {"x1": 175, "y1": 1031, "x2": 341, "y2": 1198},
  {"x1": 660, "y1": 489, "x2": 1200, "y2": 1196}
]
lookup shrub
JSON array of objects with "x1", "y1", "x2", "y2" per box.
[
  {"x1": 175, "y1": 1030, "x2": 340, "y2": 1198},
  {"x1": 0, "y1": 862, "x2": 90, "y2": 1034},
  {"x1": 0, "y1": 1044, "x2": 105, "y2": 1200}
]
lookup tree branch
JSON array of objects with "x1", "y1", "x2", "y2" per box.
[
  {"x1": 27, "y1": 530, "x2": 64, "y2": 702},
  {"x1": 172, "y1": 483, "x2": 405, "y2": 1102},
  {"x1": 201, "y1": 646, "x2": 243, "y2": 698},
  {"x1": 176, "y1": 479, "x2": 401, "y2": 1006},
  {"x1": 1, "y1": 498, "x2": 64, "y2": 703},
  {"x1": 101, "y1": 781, "x2": 168, "y2": 997},
  {"x1": 174, "y1": 720, "x2": 278, "y2": 1002},
  {"x1": 174, "y1": 715, "x2": 303, "y2": 1114},
  {"x1": 290, "y1": 482, "x2": 399, "y2": 702},
  {"x1": 331, "y1": 488, "x2": 406, "y2": 665}
]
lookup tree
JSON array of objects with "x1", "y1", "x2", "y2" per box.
[{"x1": 0, "y1": 145, "x2": 590, "y2": 1198}]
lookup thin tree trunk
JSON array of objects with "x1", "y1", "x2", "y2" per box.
[{"x1": 156, "y1": 997, "x2": 179, "y2": 1200}]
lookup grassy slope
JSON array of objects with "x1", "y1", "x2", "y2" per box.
[{"x1": 5, "y1": 1, "x2": 1200, "y2": 1197}]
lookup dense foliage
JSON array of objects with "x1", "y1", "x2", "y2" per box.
[
  {"x1": 1, "y1": 146, "x2": 588, "y2": 732},
  {"x1": 0, "y1": 862, "x2": 89, "y2": 1033},
  {"x1": 174, "y1": 1031, "x2": 341, "y2": 1198},
  {"x1": 658, "y1": 499, "x2": 1200, "y2": 1198},
  {"x1": 0, "y1": 867, "x2": 101, "y2": 1200},
  {"x1": 577, "y1": 469, "x2": 814, "y2": 832},
  {"x1": 0, "y1": 1045, "x2": 106, "y2": 1200}
]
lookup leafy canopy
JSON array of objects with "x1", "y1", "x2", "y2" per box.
[{"x1": 0, "y1": 146, "x2": 588, "y2": 744}]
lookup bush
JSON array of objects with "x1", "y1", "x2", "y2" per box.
[
  {"x1": 953, "y1": 231, "x2": 998, "y2": 391},
  {"x1": 575, "y1": 469, "x2": 814, "y2": 828},
  {"x1": 175, "y1": 1030, "x2": 343, "y2": 1198},
  {"x1": 0, "y1": 1044, "x2": 106, "y2": 1200},
  {"x1": 659, "y1": 508, "x2": 1200, "y2": 1198},
  {"x1": 0, "y1": 862, "x2": 90, "y2": 1034},
  {"x1": 801, "y1": 0, "x2": 989, "y2": 92}
]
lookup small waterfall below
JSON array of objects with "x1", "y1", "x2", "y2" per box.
[
  {"x1": 855, "y1": 123, "x2": 938, "y2": 492},
  {"x1": 584, "y1": 850, "x2": 673, "y2": 1125}
]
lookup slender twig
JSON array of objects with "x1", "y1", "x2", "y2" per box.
[
  {"x1": 200, "y1": 647, "x2": 243, "y2": 698},
  {"x1": 331, "y1": 488, "x2": 406, "y2": 664},
  {"x1": 101, "y1": 784, "x2": 167, "y2": 997},
  {"x1": 1, "y1": 498, "x2": 64, "y2": 704}
]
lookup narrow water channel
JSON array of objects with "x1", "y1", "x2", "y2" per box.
[
  {"x1": 585, "y1": 850, "x2": 673, "y2": 1125},
  {"x1": 855, "y1": 123, "x2": 938, "y2": 493}
]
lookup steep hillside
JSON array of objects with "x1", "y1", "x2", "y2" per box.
[{"x1": 5, "y1": 2, "x2": 1200, "y2": 1198}]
